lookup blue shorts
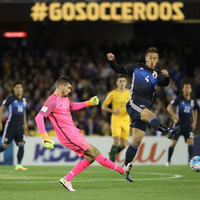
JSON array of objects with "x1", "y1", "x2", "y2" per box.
[
  {"x1": 126, "y1": 102, "x2": 147, "y2": 132},
  {"x1": 2, "y1": 125, "x2": 25, "y2": 145},
  {"x1": 173, "y1": 125, "x2": 194, "y2": 142}
]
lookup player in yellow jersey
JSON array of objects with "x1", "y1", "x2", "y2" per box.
[{"x1": 102, "y1": 75, "x2": 130, "y2": 162}]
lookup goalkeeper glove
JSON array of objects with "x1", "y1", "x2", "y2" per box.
[
  {"x1": 41, "y1": 133, "x2": 55, "y2": 150},
  {"x1": 90, "y1": 96, "x2": 99, "y2": 106},
  {"x1": 85, "y1": 96, "x2": 99, "y2": 106}
]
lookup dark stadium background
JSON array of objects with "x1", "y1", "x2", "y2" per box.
[{"x1": 0, "y1": 0, "x2": 199, "y2": 145}]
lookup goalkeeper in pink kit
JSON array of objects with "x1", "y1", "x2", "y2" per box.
[{"x1": 35, "y1": 76, "x2": 132, "y2": 192}]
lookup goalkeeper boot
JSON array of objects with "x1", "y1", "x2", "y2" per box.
[
  {"x1": 166, "y1": 126, "x2": 180, "y2": 139},
  {"x1": 15, "y1": 164, "x2": 28, "y2": 170},
  {"x1": 59, "y1": 177, "x2": 76, "y2": 192}
]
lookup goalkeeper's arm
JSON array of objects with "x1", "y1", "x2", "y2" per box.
[
  {"x1": 35, "y1": 113, "x2": 55, "y2": 150},
  {"x1": 69, "y1": 96, "x2": 99, "y2": 111}
]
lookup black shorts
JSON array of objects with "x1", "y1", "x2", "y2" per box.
[
  {"x1": 2, "y1": 125, "x2": 25, "y2": 145},
  {"x1": 126, "y1": 102, "x2": 147, "y2": 132},
  {"x1": 173, "y1": 127, "x2": 194, "y2": 142}
]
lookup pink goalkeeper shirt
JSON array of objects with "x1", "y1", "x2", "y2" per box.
[{"x1": 37, "y1": 93, "x2": 87, "y2": 143}]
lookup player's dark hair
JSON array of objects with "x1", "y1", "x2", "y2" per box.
[
  {"x1": 13, "y1": 81, "x2": 22, "y2": 88},
  {"x1": 55, "y1": 76, "x2": 72, "y2": 88},
  {"x1": 146, "y1": 47, "x2": 160, "y2": 57},
  {"x1": 117, "y1": 74, "x2": 127, "y2": 79},
  {"x1": 183, "y1": 81, "x2": 191, "y2": 85}
]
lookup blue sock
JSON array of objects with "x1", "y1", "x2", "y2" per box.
[
  {"x1": 168, "y1": 146, "x2": 174, "y2": 162},
  {"x1": 149, "y1": 117, "x2": 165, "y2": 132},
  {"x1": 17, "y1": 145, "x2": 24, "y2": 164},
  {"x1": 188, "y1": 145, "x2": 193, "y2": 161},
  {"x1": 124, "y1": 144, "x2": 138, "y2": 165}
]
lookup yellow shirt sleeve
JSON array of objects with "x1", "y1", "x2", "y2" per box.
[{"x1": 104, "y1": 92, "x2": 113, "y2": 105}]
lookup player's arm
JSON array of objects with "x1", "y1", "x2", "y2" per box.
[
  {"x1": 35, "y1": 113, "x2": 55, "y2": 150},
  {"x1": 101, "y1": 102, "x2": 119, "y2": 115},
  {"x1": 0, "y1": 105, "x2": 6, "y2": 131},
  {"x1": 107, "y1": 53, "x2": 137, "y2": 74},
  {"x1": 23, "y1": 110, "x2": 29, "y2": 135},
  {"x1": 192, "y1": 109, "x2": 198, "y2": 130},
  {"x1": 35, "y1": 97, "x2": 56, "y2": 150},
  {"x1": 70, "y1": 96, "x2": 99, "y2": 111},
  {"x1": 107, "y1": 53, "x2": 129, "y2": 74},
  {"x1": 158, "y1": 70, "x2": 170, "y2": 87},
  {"x1": 167, "y1": 104, "x2": 179, "y2": 122},
  {"x1": 0, "y1": 97, "x2": 12, "y2": 131}
]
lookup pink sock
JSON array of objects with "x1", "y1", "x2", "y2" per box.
[
  {"x1": 65, "y1": 159, "x2": 91, "y2": 181},
  {"x1": 95, "y1": 154, "x2": 123, "y2": 173}
]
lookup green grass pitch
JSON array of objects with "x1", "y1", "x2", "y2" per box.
[{"x1": 0, "y1": 165, "x2": 199, "y2": 200}]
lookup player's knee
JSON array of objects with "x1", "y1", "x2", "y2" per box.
[
  {"x1": 3, "y1": 144, "x2": 9, "y2": 149},
  {"x1": 121, "y1": 144, "x2": 127, "y2": 149},
  {"x1": 113, "y1": 137, "x2": 120, "y2": 146},
  {"x1": 88, "y1": 156, "x2": 96, "y2": 163},
  {"x1": 94, "y1": 148, "x2": 100, "y2": 157},
  {"x1": 141, "y1": 109, "x2": 154, "y2": 121},
  {"x1": 86, "y1": 145, "x2": 100, "y2": 159},
  {"x1": 84, "y1": 154, "x2": 95, "y2": 163},
  {"x1": 187, "y1": 139, "x2": 194, "y2": 145},
  {"x1": 122, "y1": 140, "x2": 129, "y2": 148},
  {"x1": 171, "y1": 140, "x2": 177, "y2": 146},
  {"x1": 17, "y1": 142, "x2": 25, "y2": 146},
  {"x1": 133, "y1": 138, "x2": 142, "y2": 147}
]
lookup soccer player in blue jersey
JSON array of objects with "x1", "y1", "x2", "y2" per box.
[
  {"x1": 166, "y1": 82, "x2": 198, "y2": 166},
  {"x1": 107, "y1": 47, "x2": 180, "y2": 181},
  {"x1": 0, "y1": 81, "x2": 28, "y2": 170}
]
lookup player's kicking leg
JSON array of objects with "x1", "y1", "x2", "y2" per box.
[
  {"x1": 87, "y1": 145, "x2": 132, "y2": 179},
  {"x1": 58, "y1": 144, "x2": 133, "y2": 191}
]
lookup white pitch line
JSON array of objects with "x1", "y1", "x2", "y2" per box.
[{"x1": 0, "y1": 172, "x2": 183, "y2": 183}]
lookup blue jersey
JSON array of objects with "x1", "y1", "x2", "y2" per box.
[
  {"x1": 170, "y1": 96, "x2": 198, "y2": 128},
  {"x1": 2, "y1": 95, "x2": 27, "y2": 127},
  {"x1": 124, "y1": 63, "x2": 168, "y2": 109}
]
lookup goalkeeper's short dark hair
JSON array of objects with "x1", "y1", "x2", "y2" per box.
[{"x1": 55, "y1": 76, "x2": 72, "y2": 88}]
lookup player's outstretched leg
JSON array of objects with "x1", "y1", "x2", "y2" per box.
[
  {"x1": 165, "y1": 126, "x2": 180, "y2": 139},
  {"x1": 95, "y1": 154, "x2": 132, "y2": 178},
  {"x1": 149, "y1": 117, "x2": 180, "y2": 139},
  {"x1": 59, "y1": 177, "x2": 76, "y2": 192}
]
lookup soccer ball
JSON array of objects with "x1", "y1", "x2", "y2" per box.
[{"x1": 190, "y1": 156, "x2": 200, "y2": 172}]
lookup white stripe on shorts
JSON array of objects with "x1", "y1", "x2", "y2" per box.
[{"x1": 130, "y1": 100, "x2": 143, "y2": 113}]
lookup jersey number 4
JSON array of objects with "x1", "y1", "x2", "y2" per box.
[{"x1": 145, "y1": 76, "x2": 149, "y2": 82}]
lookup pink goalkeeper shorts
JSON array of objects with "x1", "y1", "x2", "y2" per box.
[{"x1": 62, "y1": 129, "x2": 90, "y2": 158}]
